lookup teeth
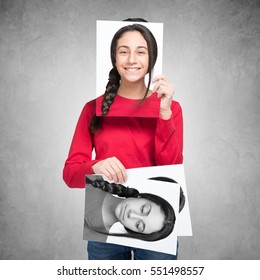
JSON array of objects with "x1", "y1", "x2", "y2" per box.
[{"x1": 126, "y1": 68, "x2": 139, "y2": 72}]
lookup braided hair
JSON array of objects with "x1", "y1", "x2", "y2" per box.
[
  {"x1": 86, "y1": 176, "x2": 181, "y2": 241},
  {"x1": 87, "y1": 176, "x2": 139, "y2": 198},
  {"x1": 90, "y1": 21, "x2": 158, "y2": 133}
]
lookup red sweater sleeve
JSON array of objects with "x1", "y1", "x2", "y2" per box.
[
  {"x1": 154, "y1": 101, "x2": 183, "y2": 165},
  {"x1": 63, "y1": 100, "x2": 97, "y2": 188}
]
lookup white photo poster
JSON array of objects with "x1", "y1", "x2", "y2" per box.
[
  {"x1": 96, "y1": 20, "x2": 163, "y2": 97},
  {"x1": 83, "y1": 164, "x2": 192, "y2": 255},
  {"x1": 95, "y1": 20, "x2": 164, "y2": 118}
]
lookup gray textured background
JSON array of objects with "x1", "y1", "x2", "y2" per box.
[{"x1": 0, "y1": 0, "x2": 260, "y2": 260}]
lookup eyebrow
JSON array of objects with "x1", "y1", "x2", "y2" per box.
[{"x1": 117, "y1": 45, "x2": 148, "y2": 50}]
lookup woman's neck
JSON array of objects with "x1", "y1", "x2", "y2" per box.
[
  {"x1": 102, "y1": 195, "x2": 122, "y2": 231},
  {"x1": 118, "y1": 80, "x2": 151, "y2": 99}
]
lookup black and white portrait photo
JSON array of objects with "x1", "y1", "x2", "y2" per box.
[{"x1": 83, "y1": 164, "x2": 191, "y2": 255}]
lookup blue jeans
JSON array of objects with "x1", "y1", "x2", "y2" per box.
[{"x1": 87, "y1": 241, "x2": 178, "y2": 260}]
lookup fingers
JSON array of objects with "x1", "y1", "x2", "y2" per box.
[
  {"x1": 152, "y1": 75, "x2": 169, "y2": 89},
  {"x1": 108, "y1": 158, "x2": 127, "y2": 183},
  {"x1": 152, "y1": 75, "x2": 174, "y2": 119},
  {"x1": 152, "y1": 74, "x2": 166, "y2": 83},
  {"x1": 152, "y1": 75, "x2": 174, "y2": 99},
  {"x1": 152, "y1": 75, "x2": 165, "y2": 93},
  {"x1": 92, "y1": 157, "x2": 127, "y2": 183}
]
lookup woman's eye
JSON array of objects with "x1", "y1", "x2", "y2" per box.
[
  {"x1": 137, "y1": 48, "x2": 147, "y2": 55},
  {"x1": 119, "y1": 50, "x2": 128, "y2": 55},
  {"x1": 136, "y1": 221, "x2": 144, "y2": 232},
  {"x1": 141, "y1": 204, "x2": 151, "y2": 215}
]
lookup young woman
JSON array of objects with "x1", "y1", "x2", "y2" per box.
[
  {"x1": 84, "y1": 175, "x2": 185, "y2": 244},
  {"x1": 63, "y1": 20, "x2": 183, "y2": 259}
]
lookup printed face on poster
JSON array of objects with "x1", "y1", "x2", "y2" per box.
[
  {"x1": 95, "y1": 20, "x2": 164, "y2": 117},
  {"x1": 83, "y1": 164, "x2": 192, "y2": 255}
]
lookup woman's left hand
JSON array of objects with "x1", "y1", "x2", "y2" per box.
[{"x1": 153, "y1": 75, "x2": 174, "y2": 120}]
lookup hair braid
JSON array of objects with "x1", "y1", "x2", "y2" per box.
[
  {"x1": 90, "y1": 179, "x2": 139, "y2": 198},
  {"x1": 89, "y1": 68, "x2": 120, "y2": 133},
  {"x1": 102, "y1": 67, "x2": 121, "y2": 116}
]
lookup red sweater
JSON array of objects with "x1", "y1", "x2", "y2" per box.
[{"x1": 63, "y1": 94, "x2": 183, "y2": 188}]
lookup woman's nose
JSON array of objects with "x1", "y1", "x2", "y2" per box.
[
  {"x1": 127, "y1": 52, "x2": 136, "y2": 64},
  {"x1": 128, "y1": 210, "x2": 142, "y2": 219}
]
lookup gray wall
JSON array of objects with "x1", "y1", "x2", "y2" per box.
[{"x1": 0, "y1": 0, "x2": 259, "y2": 260}]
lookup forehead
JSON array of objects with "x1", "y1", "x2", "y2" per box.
[{"x1": 117, "y1": 31, "x2": 147, "y2": 46}]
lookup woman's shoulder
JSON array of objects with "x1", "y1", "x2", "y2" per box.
[
  {"x1": 82, "y1": 94, "x2": 105, "y2": 110},
  {"x1": 171, "y1": 99, "x2": 181, "y2": 107},
  {"x1": 171, "y1": 100, "x2": 182, "y2": 113},
  {"x1": 80, "y1": 96, "x2": 102, "y2": 117},
  {"x1": 83, "y1": 97, "x2": 96, "y2": 110}
]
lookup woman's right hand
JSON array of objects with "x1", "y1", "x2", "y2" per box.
[{"x1": 92, "y1": 157, "x2": 127, "y2": 183}]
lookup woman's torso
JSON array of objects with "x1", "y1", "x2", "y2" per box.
[{"x1": 94, "y1": 116, "x2": 158, "y2": 169}]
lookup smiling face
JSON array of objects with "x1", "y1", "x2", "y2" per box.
[
  {"x1": 115, "y1": 197, "x2": 165, "y2": 234},
  {"x1": 115, "y1": 31, "x2": 149, "y2": 84}
]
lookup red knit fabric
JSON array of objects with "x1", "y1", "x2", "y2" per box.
[{"x1": 63, "y1": 95, "x2": 183, "y2": 188}]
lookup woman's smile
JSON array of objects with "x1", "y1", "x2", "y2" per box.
[{"x1": 124, "y1": 67, "x2": 141, "y2": 72}]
